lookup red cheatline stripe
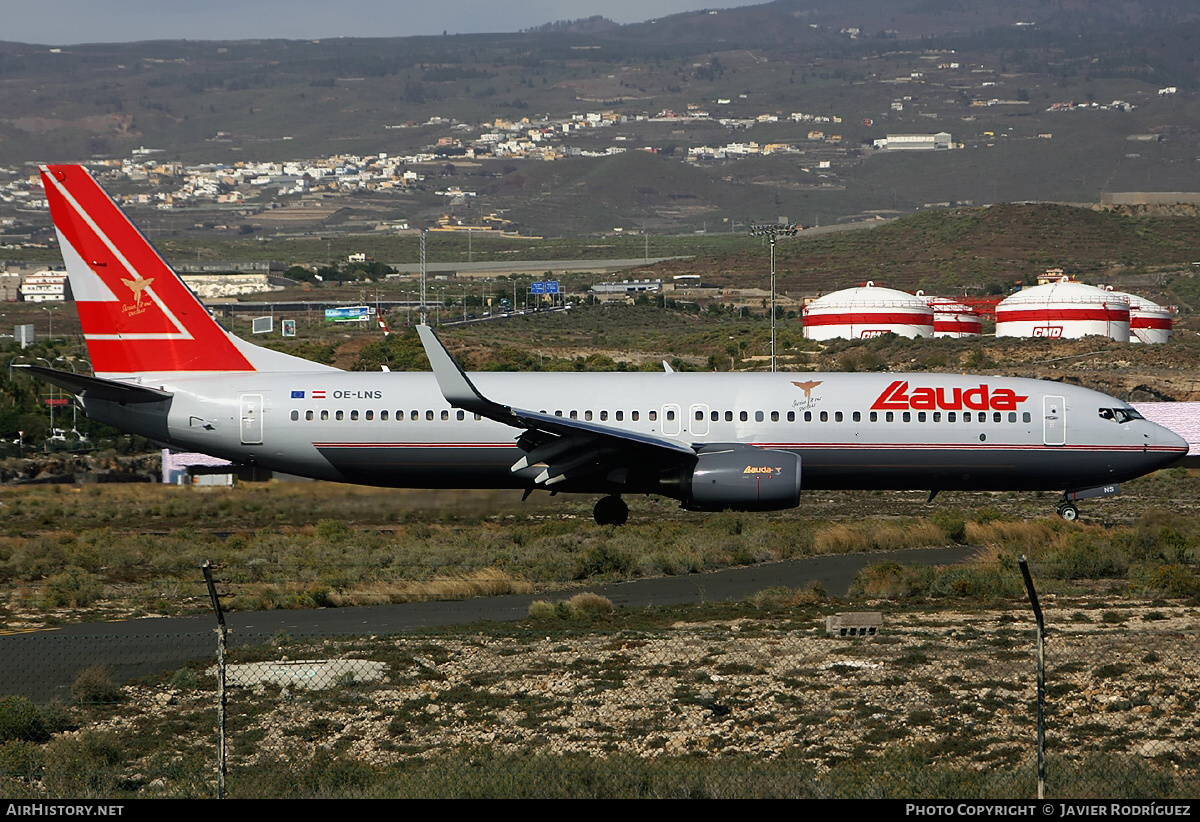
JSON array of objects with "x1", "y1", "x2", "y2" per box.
[
  {"x1": 802, "y1": 311, "x2": 934, "y2": 327},
  {"x1": 995, "y1": 308, "x2": 1129, "y2": 322}
]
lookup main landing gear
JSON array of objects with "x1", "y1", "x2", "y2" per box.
[
  {"x1": 1056, "y1": 502, "x2": 1080, "y2": 522},
  {"x1": 594, "y1": 495, "x2": 629, "y2": 526}
]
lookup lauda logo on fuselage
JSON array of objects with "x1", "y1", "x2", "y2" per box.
[{"x1": 871, "y1": 380, "x2": 1029, "y2": 412}]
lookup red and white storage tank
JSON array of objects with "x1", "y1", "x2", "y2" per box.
[
  {"x1": 995, "y1": 279, "x2": 1130, "y2": 342},
  {"x1": 1104, "y1": 288, "x2": 1174, "y2": 344},
  {"x1": 802, "y1": 282, "x2": 934, "y2": 340},
  {"x1": 920, "y1": 293, "x2": 983, "y2": 338}
]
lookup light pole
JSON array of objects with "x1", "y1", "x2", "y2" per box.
[{"x1": 749, "y1": 223, "x2": 799, "y2": 372}]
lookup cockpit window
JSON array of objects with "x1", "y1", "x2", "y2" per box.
[{"x1": 1099, "y1": 407, "x2": 1143, "y2": 424}]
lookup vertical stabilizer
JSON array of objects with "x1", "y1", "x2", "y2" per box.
[{"x1": 39, "y1": 165, "x2": 335, "y2": 378}]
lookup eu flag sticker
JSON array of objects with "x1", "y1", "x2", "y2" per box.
[{"x1": 291, "y1": 390, "x2": 305, "y2": 398}]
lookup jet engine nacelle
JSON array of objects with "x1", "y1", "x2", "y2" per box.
[{"x1": 682, "y1": 445, "x2": 802, "y2": 512}]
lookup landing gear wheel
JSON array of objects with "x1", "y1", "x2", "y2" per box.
[
  {"x1": 594, "y1": 495, "x2": 629, "y2": 526},
  {"x1": 1057, "y1": 504, "x2": 1079, "y2": 522}
]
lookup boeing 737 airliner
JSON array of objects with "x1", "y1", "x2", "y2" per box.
[{"x1": 23, "y1": 165, "x2": 1189, "y2": 524}]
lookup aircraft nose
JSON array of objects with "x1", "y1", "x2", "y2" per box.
[{"x1": 1156, "y1": 423, "x2": 1190, "y2": 456}]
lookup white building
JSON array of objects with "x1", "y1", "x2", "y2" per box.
[{"x1": 19, "y1": 271, "x2": 68, "y2": 302}]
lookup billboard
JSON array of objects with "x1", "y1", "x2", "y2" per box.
[{"x1": 325, "y1": 306, "x2": 371, "y2": 323}]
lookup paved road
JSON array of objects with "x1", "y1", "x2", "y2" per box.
[{"x1": 0, "y1": 546, "x2": 975, "y2": 703}]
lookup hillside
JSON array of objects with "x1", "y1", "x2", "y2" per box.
[{"x1": 1, "y1": 1, "x2": 1200, "y2": 235}]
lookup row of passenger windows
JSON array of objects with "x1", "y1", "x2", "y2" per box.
[
  {"x1": 288, "y1": 408, "x2": 1035, "y2": 425},
  {"x1": 290, "y1": 409, "x2": 476, "y2": 422}
]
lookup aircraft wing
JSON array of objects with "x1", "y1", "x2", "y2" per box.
[{"x1": 417, "y1": 324, "x2": 695, "y2": 488}]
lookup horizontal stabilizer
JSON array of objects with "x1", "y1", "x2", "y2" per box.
[{"x1": 15, "y1": 365, "x2": 173, "y2": 404}]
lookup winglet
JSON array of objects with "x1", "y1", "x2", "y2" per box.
[{"x1": 416, "y1": 324, "x2": 508, "y2": 419}]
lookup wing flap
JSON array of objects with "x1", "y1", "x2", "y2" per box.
[{"x1": 416, "y1": 325, "x2": 696, "y2": 491}]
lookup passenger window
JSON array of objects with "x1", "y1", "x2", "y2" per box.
[
  {"x1": 771, "y1": 411, "x2": 779, "y2": 422},
  {"x1": 351, "y1": 410, "x2": 359, "y2": 421},
  {"x1": 739, "y1": 411, "x2": 748, "y2": 422},
  {"x1": 933, "y1": 412, "x2": 941, "y2": 423},
  {"x1": 820, "y1": 411, "x2": 829, "y2": 422},
  {"x1": 725, "y1": 411, "x2": 733, "y2": 422},
  {"x1": 963, "y1": 412, "x2": 972, "y2": 423},
  {"x1": 1008, "y1": 412, "x2": 1016, "y2": 423},
  {"x1": 649, "y1": 410, "x2": 658, "y2": 421},
  {"x1": 381, "y1": 411, "x2": 389, "y2": 421},
  {"x1": 835, "y1": 411, "x2": 844, "y2": 422},
  {"x1": 948, "y1": 412, "x2": 956, "y2": 423},
  {"x1": 411, "y1": 411, "x2": 418, "y2": 420},
  {"x1": 696, "y1": 410, "x2": 704, "y2": 421},
  {"x1": 853, "y1": 411, "x2": 861, "y2": 422},
  {"x1": 712, "y1": 411, "x2": 719, "y2": 422},
  {"x1": 600, "y1": 411, "x2": 609, "y2": 421},
  {"x1": 321, "y1": 410, "x2": 329, "y2": 421},
  {"x1": 631, "y1": 411, "x2": 639, "y2": 421},
  {"x1": 885, "y1": 412, "x2": 894, "y2": 423},
  {"x1": 1023, "y1": 412, "x2": 1032, "y2": 423},
  {"x1": 441, "y1": 410, "x2": 449, "y2": 421},
  {"x1": 667, "y1": 410, "x2": 676, "y2": 421},
  {"x1": 870, "y1": 411, "x2": 878, "y2": 422},
  {"x1": 755, "y1": 411, "x2": 764, "y2": 422},
  {"x1": 365, "y1": 410, "x2": 374, "y2": 421},
  {"x1": 336, "y1": 410, "x2": 344, "y2": 421},
  {"x1": 902, "y1": 412, "x2": 911, "y2": 423},
  {"x1": 585, "y1": 411, "x2": 593, "y2": 421},
  {"x1": 804, "y1": 411, "x2": 812, "y2": 422},
  {"x1": 426, "y1": 410, "x2": 434, "y2": 421},
  {"x1": 291, "y1": 410, "x2": 299, "y2": 421},
  {"x1": 616, "y1": 411, "x2": 624, "y2": 421},
  {"x1": 457, "y1": 410, "x2": 464, "y2": 420},
  {"x1": 570, "y1": 411, "x2": 578, "y2": 419},
  {"x1": 304, "y1": 410, "x2": 313, "y2": 421},
  {"x1": 917, "y1": 412, "x2": 926, "y2": 423},
  {"x1": 993, "y1": 412, "x2": 1002, "y2": 423}
]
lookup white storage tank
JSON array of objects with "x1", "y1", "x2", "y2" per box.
[
  {"x1": 995, "y1": 279, "x2": 1130, "y2": 341},
  {"x1": 922, "y1": 293, "x2": 983, "y2": 338},
  {"x1": 1105, "y1": 288, "x2": 1174, "y2": 344},
  {"x1": 802, "y1": 282, "x2": 934, "y2": 340}
]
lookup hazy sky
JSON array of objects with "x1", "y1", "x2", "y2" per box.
[{"x1": 4, "y1": 1, "x2": 763, "y2": 46}]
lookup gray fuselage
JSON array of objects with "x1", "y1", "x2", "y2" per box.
[{"x1": 82, "y1": 369, "x2": 1187, "y2": 497}]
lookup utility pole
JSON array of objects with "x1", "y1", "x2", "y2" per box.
[
  {"x1": 419, "y1": 230, "x2": 427, "y2": 320},
  {"x1": 749, "y1": 223, "x2": 798, "y2": 372}
]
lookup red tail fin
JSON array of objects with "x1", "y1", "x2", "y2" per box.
[{"x1": 41, "y1": 165, "x2": 285, "y2": 378}]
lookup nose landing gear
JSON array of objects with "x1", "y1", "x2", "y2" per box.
[
  {"x1": 593, "y1": 495, "x2": 629, "y2": 526},
  {"x1": 1056, "y1": 484, "x2": 1120, "y2": 521}
]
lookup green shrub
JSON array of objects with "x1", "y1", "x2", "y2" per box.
[
  {"x1": 0, "y1": 696, "x2": 49, "y2": 743},
  {"x1": 39, "y1": 568, "x2": 102, "y2": 608},
  {"x1": 72, "y1": 665, "x2": 123, "y2": 706}
]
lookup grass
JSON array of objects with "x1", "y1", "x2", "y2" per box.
[
  {"x1": 5, "y1": 593, "x2": 1198, "y2": 798},
  {"x1": 2, "y1": 465, "x2": 1200, "y2": 624}
]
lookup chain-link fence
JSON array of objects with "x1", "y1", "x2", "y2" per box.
[{"x1": 1, "y1": 601, "x2": 1197, "y2": 798}]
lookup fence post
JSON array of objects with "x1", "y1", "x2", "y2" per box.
[
  {"x1": 1018, "y1": 554, "x2": 1046, "y2": 800},
  {"x1": 202, "y1": 561, "x2": 228, "y2": 800}
]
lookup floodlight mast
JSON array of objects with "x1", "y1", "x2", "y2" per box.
[{"x1": 749, "y1": 223, "x2": 799, "y2": 372}]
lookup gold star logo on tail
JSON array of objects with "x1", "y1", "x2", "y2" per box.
[
  {"x1": 121, "y1": 277, "x2": 154, "y2": 306},
  {"x1": 791, "y1": 379, "x2": 823, "y2": 401}
]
